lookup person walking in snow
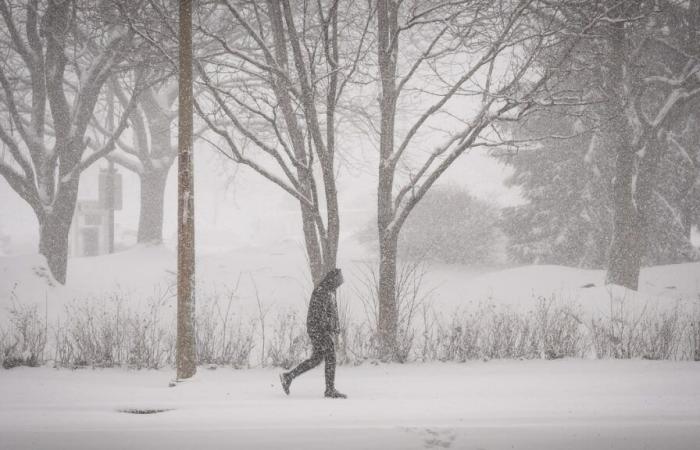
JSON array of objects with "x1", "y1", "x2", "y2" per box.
[{"x1": 280, "y1": 268, "x2": 347, "y2": 399}]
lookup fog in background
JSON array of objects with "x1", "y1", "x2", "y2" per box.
[{"x1": 0, "y1": 137, "x2": 515, "y2": 256}]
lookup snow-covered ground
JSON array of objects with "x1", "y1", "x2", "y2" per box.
[
  {"x1": 2, "y1": 245, "x2": 699, "y2": 364},
  {"x1": 1, "y1": 360, "x2": 699, "y2": 449},
  {"x1": 1, "y1": 247, "x2": 699, "y2": 448},
  {"x1": 2, "y1": 243, "x2": 699, "y2": 319}
]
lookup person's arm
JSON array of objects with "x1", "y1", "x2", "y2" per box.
[{"x1": 327, "y1": 293, "x2": 340, "y2": 334}]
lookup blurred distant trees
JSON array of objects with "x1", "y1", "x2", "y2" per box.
[
  {"x1": 400, "y1": 187, "x2": 501, "y2": 265},
  {"x1": 93, "y1": 78, "x2": 179, "y2": 245},
  {"x1": 360, "y1": 187, "x2": 501, "y2": 265}
]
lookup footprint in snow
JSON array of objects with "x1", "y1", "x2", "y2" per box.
[{"x1": 422, "y1": 428, "x2": 456, "y2": 449}]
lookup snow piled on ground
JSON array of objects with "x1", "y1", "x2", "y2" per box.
[
  {"x1": 1, "y1": 360, "x2": 699, "y2": 449},
  {"x1": 1, "y1": 244, "x2": 698, "y2": 320},
  {"x1": 1, "y1": 249, "x2": 699, "y2": 448}
]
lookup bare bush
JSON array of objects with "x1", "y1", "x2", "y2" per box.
[
  {"x1": 2, "y1": 293, "x2": 47, "y2": 368},
  {"x1": 534, "y1": 298, "x2": 587, "y2": 360},
  {"x1": 419, "y1": 298, "x2": 587, "y2": 362},
  {"x1": 5, "y1": 282, "x2": 700, "y2": 370},
  {"x1": 0, "y1": 326, "x2": 7, "y2": 368},
  {"x1": 266, "y1": 310, "x2": 309, "y2": 369},
  {"x1": 353, "y1": 261, "x2": 431, "y2": 362},
  {"x1": 691, "y1": 316, "x2": 700, "y2": 362},
  {"x1": 125, "y1": 298, "x2": 171, "y2": 370},
  {"x1": 433, "y1": 307, "x2": 485, "y2": 362},
  {"x1": 54, "y1": 299, "x2": 122, "y2": 368},
  {"x1": 54, "y1": 290, "x2": 174, "y2": 369},
  {"x1": 589, "y1": 292, "x2": 691, "y2": 360},
  {"x1": 196, "y1": 291, "x2": 255, "y2": 369},
  {"x1": 336, "y1": 291, "x2": 381, "y2": 365}
]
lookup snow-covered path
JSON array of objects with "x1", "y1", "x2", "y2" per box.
[{"x1": 1, "y1": 360, "x2": 699, "y2": 449}]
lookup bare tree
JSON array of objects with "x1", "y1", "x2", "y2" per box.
[
  {"x1": 87, "y1": 2, "x2": 199, "y2": 246},
  {"x1": 370, "y1": 0, "x2": 601, "y2": 358},
  {"x1": 89, "y1": 77, "x2": 178, "y2": 244},
  {"x1": 194, "y1": 0, "x2": 373, "y2": 283},
  {"x1": 0, "y1": 0, "x2": 140, "y2": 283}
]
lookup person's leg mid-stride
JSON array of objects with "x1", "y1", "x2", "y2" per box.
[{"x1": 281, "y1": 332, "x2": 344, "y2": 398}]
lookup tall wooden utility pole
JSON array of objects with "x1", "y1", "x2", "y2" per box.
[{"x1": 176, "y1": 0, "x2": 196, "y2": 380}]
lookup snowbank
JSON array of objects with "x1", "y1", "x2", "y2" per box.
[{"x1": 2, "y1": 245, "x2": 698, "y2": 315}]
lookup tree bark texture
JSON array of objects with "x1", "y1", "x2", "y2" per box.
[{"x1": 176, "y1": 0, "x2": 196, "y2": 380}]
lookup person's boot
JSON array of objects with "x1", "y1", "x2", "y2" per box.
[
  {"x1": 280, "y1": 373, "x2": 292, "y2": 395},
  {"x1": 324, "y1": 388, "x2": 347, "y2": 399}
]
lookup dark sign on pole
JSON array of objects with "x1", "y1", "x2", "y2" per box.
[{"x1": 98, "y1": 168, "x2": 122, "y2": 211}]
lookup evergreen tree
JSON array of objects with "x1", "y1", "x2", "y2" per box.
[
  {"x1": 501, "y1": 109, "x2": 614, "y2": 268},
  {"x1": 501, "y1": 106, "x2": 699, "y2": 268}
]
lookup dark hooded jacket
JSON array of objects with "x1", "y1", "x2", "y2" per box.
[{"x1": 307, "y1": 269, "x2": 343, "y2": 337}]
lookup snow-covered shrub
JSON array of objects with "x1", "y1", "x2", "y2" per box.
[
  {"x1": 419, "y1": 298, "x2": 587, "y2": 362},
  {"x1": 7, "y1": 284, "x2": 699, "y2": 370},
  {"x1": 588, "y1": 293, "x2": 692, "y2": 360},
  {"x1": 337, "y1": 322, "x2": 383, "y2": 365},
  {"x1": 53, "y1": 292, "x2": 174, "y2": 369},
  {"x1": 433, "y1": 308, "x2": 485, "y2": 362},
  {"x1": 691, "y1": 319, "x2": 700, "y2": 362},
  {"x1": 0, "y1": 326, "x2": 6, "y2": 367},
  {"x1": 125, "y1": 303, "x2": 171, "y2": 370},
  {"x1": 416, "y1": 305, "x2": 439, "y2": 362},
  {"x1": 533, "y1": 297, "x2": 587, "y2": 360},
  {"x1": 420, "y1": 294, "x2": 695, "y2": 362},
  {"x1": 53, "y1": 298, "x2": 126, "y2": 368},
  {"x1": 266, "y1": 310, "x2": 309, "y2": 369},
  {"x1": 196, "y1": 292, "x2": 255, "y2": 369},
  {"x1": 636, "y1": 310, "x2": 685, "y2": 360},
  {"x1": 334, "y1": 291, "x2": 354, "y2": 364},
  {"x1": 2, "y1": 298, "x2": 47, "y2": 369},
  {"x1": 352, "y1": 261, "x2": 428, "y2": 362}
]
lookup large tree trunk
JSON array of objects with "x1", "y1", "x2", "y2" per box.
[
  {"x1": 299, "y1": 201, "x2": 325, "y2": 284},
  {"x1": 377, "y1": 229, "x2": 398, "y2": 359},
  {"x1": 264, "y1": 0, "x2": 329, "y2": 286},
  {"x1": 136, "y1": 84, "x2": 177, "y2": 246},
  {"x1": 38, "y1": 213, "x2": 72, "y2": 284},
  {"x1": 375, "y1": 0, "x2": 400, "y2": 360},
  {"x1": 37, "y1": 179, "x2": 79, "y2": 284},
  {"x1": 604, "y1": 20, "x2": 644, "y2": 291},
  {"x1": 606, "y1": 139, "x2": 644, "y2": 290},
  {"x1": 377, "y1": 142, "x2": 398, "y2": 358},
  {"x1": 606, "y1": 127, "x2": 665, "y2": 290},
  {"x1": 137, "y1": 168, "x2": 168, "y2": 244}
]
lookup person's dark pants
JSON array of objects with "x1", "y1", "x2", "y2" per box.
[{"x1": 286, "y1": 332, "x2": 336, "y2": 391}]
